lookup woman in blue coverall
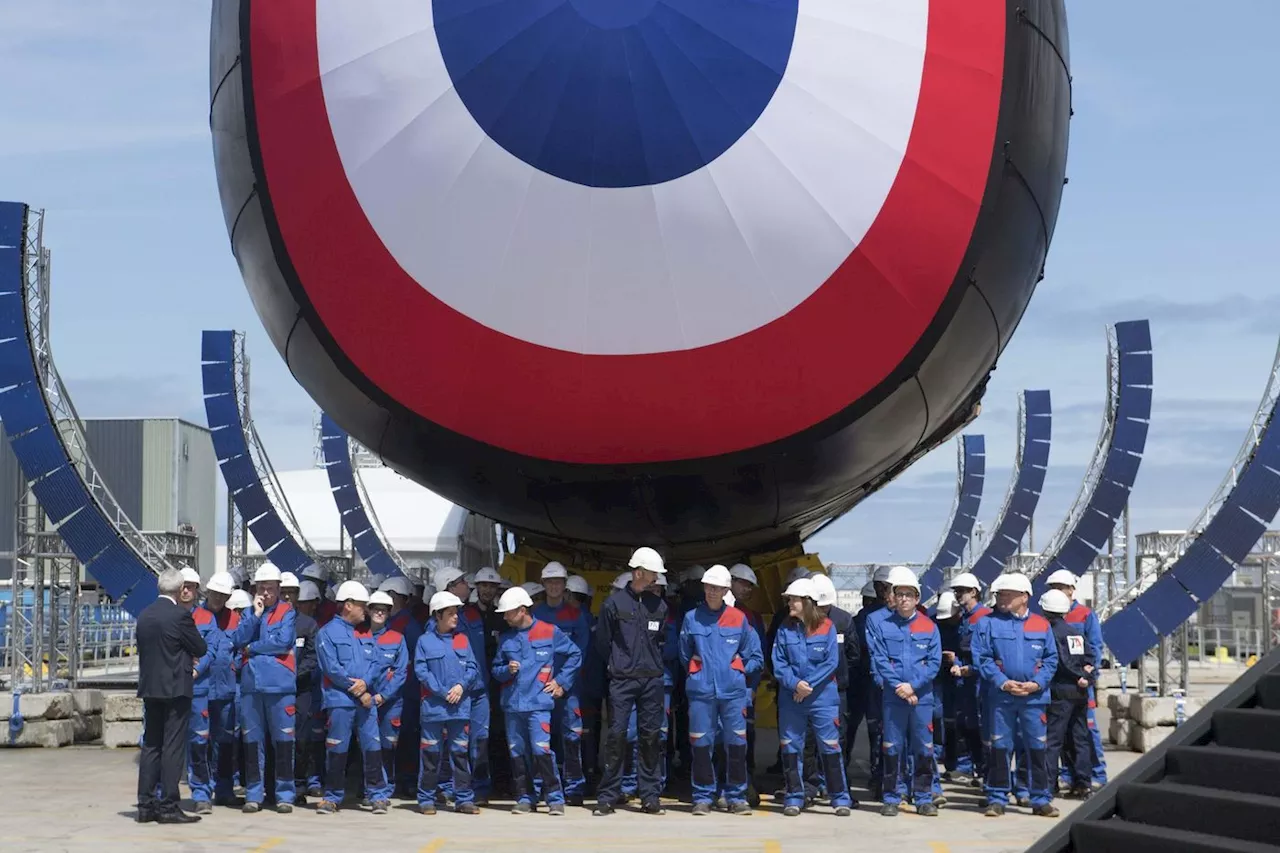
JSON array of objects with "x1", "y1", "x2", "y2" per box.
[
  {"x1": 414, "y1": 590, "x2": 482, "y2": 815},
  {"x1": 367, "y1": 591, "x2": 409, "y2": 802},
  {"x1": 866, "y1": 566, "x2": 942, "y2": 817},
  {"x1": 771, "y1": 577, "x2": 853, "y2": 817},
  {"x1": 679, "y1": 565, "x2": 763, "y2": 815}
]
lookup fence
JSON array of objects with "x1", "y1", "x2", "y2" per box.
[{"x1": 2, "y1": 603, "x2": 138, "y2": 684}]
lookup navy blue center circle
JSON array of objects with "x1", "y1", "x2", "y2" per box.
[{"x1": 433, "y1": 0, "x2": 799, "y2": 188}]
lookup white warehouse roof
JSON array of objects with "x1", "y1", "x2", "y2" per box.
[{"x1": 246, "y1": 467, "x2": 470, "y2": 557}]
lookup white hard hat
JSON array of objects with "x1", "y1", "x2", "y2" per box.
[
  {"x1": 299, "y1": 580, "x2": 321, "y2": 602},
  {"x1": 206, "y1": 572, "x2": 236, "y2": 595},
  {"x1": 612, "y1": 571, "x2": 632, "y2": 590},
  {"x1": 335, "y1": 580, "x2": 370, "y2": 603},
  {"x1": 872, "y1": 565, "x2": 896, "y2": 584},
  {"x1": 886, "y1": 565, "x2": 920, "y2": 592},
  {"x1": 379, "y1": 576, "x2": 414, "y2": 596},
  {"x1": 567, "y1": 575, "x2": 592, "y2": 596},
  {"x1": 860, "y1": 581, "x2": 877, "y2": 598},
  {"x1": 655, "y1": 573, "x2": 668, "y2": 588},
  {"x1": 541, "y1": 561, "x2": 569, "y2": 580},
  {"x1": 253, "y1": 563, "x2": 282, "y2": 584},
  {"x1": 1046, "y1": 569, "x2": 1079, "y2": 588},
  {"x1": 701, "y1": 565, "x2": 732, "y2": 588},
  {"x1": 521, "y1": 582, "x2": 544, "y2": 597},
  {"x1": 628, "y1": 546, "x2": 666, "y2": 575},
  {"x1": 368, "y1": 591, "x2": 394, "y2": 608},
  {"x1": 473, "y1": 567, "x2": 504, "y2": 585},
  {"x1": 810, "y1": 573, "x2": 839, "y2": 607},
  {"x1": 991, "y1": 573, "x2": 1033, "y2": 595},
  {"x1": 430, "y1": 590, "x2": 464, "y2": 612},
  {"x1": 496, "y1": 587, "x2": 534, "y2": 613},
  {"x1": 683, "y1": 565, "x2": 706, "y2": 583},
  {"x1": 729, "y1": 564, "x2": 758, "y2": 585},
  {"x1": 786, "y1": 566, "x2": 812, "y2": 585},
  {"x1": 934, "y1": 591, "x2": 958, "y2": 619},
  {"x1": 950, "y1": 572, "x2": 982, "y2": 591},
  {"x1": 280, "y1": 571, "x2": 301, "y2": 589},
  {"x1": 1039, "y1": 589, "x2": 1072, "y2": 614},
  {"x1": 301, "y1": 563, "x2": 327, "y2": 582},
  {"x1": 228, "y1": 589, "x2": 252, "y2": 610},
  {"x1": 783, "y1": 578, "x2": 816, "y2": 600},
  {"x1": 179, "y1": 566, "x2": 201, "y2": 585},
  {"x1": 724, "y1": 591, "x2": 737, "y2": 608},
  {"x1": 434, "y1": 567, "x2": 464, "y2": 590}
]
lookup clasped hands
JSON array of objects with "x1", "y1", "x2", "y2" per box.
[
  {"x1": 1000, "y1": 679, "x2": 1042, "y2": 697},
  {"x1": 894, "y1": 683, "x2": 919, "y2": 706}
]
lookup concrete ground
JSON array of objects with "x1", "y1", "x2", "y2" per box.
[{"x1": 0, "y1": 725, "x2": 1139, "y2": 853}]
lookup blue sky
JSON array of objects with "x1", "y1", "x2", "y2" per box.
[{"x1": 1, "y1": 2, "x2": 1277, "y2": 564}]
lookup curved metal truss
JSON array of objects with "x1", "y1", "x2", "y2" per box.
[
  {"x1": 1102, "y1": 338, "x2": 1280, "y2": 664},
  {"x1": 0, "y1": 203, "x2": 175, "y2": 615},
  {"x1": 919, "y1": 434, "x2": 985, "y2": 598},
  {"x1": 202, "y1": 329, "x2": 336, "y2": 577},
  {"x1": 319, "y1": 412, "x2": 406, "y2": 580},
  {"x1": 1028, "y1": 320, "x2": 1152, "y2": 595},
  {"x1": 970, "y1": 389, "x2": 1053, "y2": 586}
]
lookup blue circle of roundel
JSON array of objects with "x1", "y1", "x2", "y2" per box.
[{"x1": 433, "y1": 0, "x2": 799, "y2": 188}]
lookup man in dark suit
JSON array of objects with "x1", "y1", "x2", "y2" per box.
[{"x1": 136, "y1": 568, "x2": 208, "y2": 824}]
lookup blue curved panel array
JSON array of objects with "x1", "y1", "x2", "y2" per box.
[
  {"x1": 920, "y1": 434, "x2": 986, "y2": 599},
  {"x1": 0, "y1": 202, "x2": 157, "y2": 614},
  {"x1": 971, "y1": 390, "x2": 1053, "y2": 587},
  {"x1": 1032, "y1": 320, "x2": 1153, "y2": 598},
  {"x1": 1104, "y1": 407, "x2": 1280, "y2": 665},
  {"x1": 319, "y1": 413, "x2": 403, "y2": 579},
  {"x1": 201, "y1": 329, "x2": 314, "y2": 574}
]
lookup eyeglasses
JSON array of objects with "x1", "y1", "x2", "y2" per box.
[{"x1": 893, "y1": 590, "x2": 920, "y2": 599}]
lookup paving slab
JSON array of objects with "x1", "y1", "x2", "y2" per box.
[{"x1": 0, "y1": 744, "x2": 1139, "y2": 853}]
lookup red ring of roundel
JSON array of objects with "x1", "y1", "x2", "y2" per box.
[{"x1": 248, "y1": 0, "x2": 1005, "y2": 466}]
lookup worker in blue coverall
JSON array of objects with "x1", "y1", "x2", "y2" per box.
[
  {"x1": 729, "y1": 564, "x2": 767, "y2": 803},
  {"x1": 971, "y1": 572, "x2": 1059, "y2": 817},
  {"x1": 533, "y1": 561, "x2": 592, "y2": 804},
  {"x1": 199, "y1": 573, "x2": 242, "y2": 806},
  {"x1": 1044, "y1": 570, "x2": 1107, "y2": 789},
  {"x1": 378, "y1": 575, "x2": 424, "y2": 796},
  {"x1": 189, "y1": 570, "x2": 233, "y2": 813},
  {"x1": 594, "y1": 549, "x2": 671, "y2": 816},
  {"x1": 567, "y1": 575, "x2": 603, "y2": 783},
  {"x1": 294, "y1": 580, "x2": 326, "y2": 798},
  {"x1": 772, "y1": 577, "x2": 854, "y2": 817},
  {"x1": 414, "y1": 590, "x2": 482, "y2": 815},
  {"x1": 314, "y1": 581, "x2": 390, "y2": 814},
  {"x1": 867, "y1": 566, "x2": 941, "y2": 817},
  {"x1": 492, "y1": 586, "x2": 583, "y2": 814},
  {"x1": 949, "y1": 572, "x2": 990, "y2": 784},
  {"x1": 227, "y1": 563, "x2": 299, "y2": 813},
  {"x1": 856, "y1": 565, "x2": 897, "y2": 799},
  {"x1": 455, "y1": 575, "x2": 494, "y2": 802},
  {"x1": 680, "y1": 566, "x2": 763, "y2": 815},
  {"x1": 367, "y1": 591, "x2": 409, "y2": 800},
  {"x1": 1039, "y1": 589, "x2": 1097, "y2": 799}
]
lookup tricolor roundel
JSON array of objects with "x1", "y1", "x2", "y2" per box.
[{"x1": 247, "y1": 0, "x2": 1005, "y2": 465}]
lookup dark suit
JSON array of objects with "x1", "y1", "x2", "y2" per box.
[{"x1": 136, "y1": 596, "x2": 207, "y2": 814}]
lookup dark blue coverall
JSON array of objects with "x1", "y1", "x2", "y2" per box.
[
  {"x1": 1046, "y1": 612, "x2": 1096, "y2": 792},
  {"x1": 370, "y1": 622, "x2": 409, "y2": 790},
  {"x1": 189, "y1": 604, "x2": 232, "y2": 804},
  {"x1": 1063, "y1": 601, "x2": 1107, "y2": 787},
  {"x1": 854, "y1": 602, "x2": 888, "y2": 793},
  {"x1": 954, "y1": 603, "x2": 992, "y2": 779},
  {"x1": 292, "y1": 611, "x2": 323, "y2": 795}
]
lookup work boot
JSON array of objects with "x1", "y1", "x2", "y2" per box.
[
  {"x1": 416, "y1": 803, "x2": 436, "y2": 815},
  {"x1": 918, "y1": 803, "x2": 939, "y2": 817},
  {"x1": 984, "y1": 803, "x2": 1005, "y2": 817},
  {"x1": 457, "y1": 802, "x2": 480, "y2": 815},
  {"x1": 691, "y1": 802, "x2": 711, "y2": 816},
  {"x1": 730, "y1": 802, "x2": 752, "y2": 816},
  {"x1": 783, "y1": 805, "x2": 801, "y2": 817},
  {"x1": 1068, "y1": 786, "x2": 1091, "y2": 800},
  {"x1": 306, "y1": 785, "x2": 323, "y2": 799},
  {"x1": 371, "y1": 800, "x2": 389, "y2": 815},
  {"x1": 315, "y1": 801, "x2": 338, "y2": 814},
  {"x1": 242, "y1": 802, "x2": 261, "y2": 814},
  {"x1": 548, "y1": 803, "x2": 565, "y2": 816},
  {"x1": 879, "y1": 803, "x2": 898, "y2": 817},
  {"x1": 193, "y1": 802, "x2": 213, "y2": 815},
  {"x1": 1017, "y1": 796, "x2": 1031, "y2": 808},
  {"x1": 275, "y1": 802, "x2": 292, "y2": 814},
  {"x1": 934, "y1": 794, "x2": 948, "y2": 807},
  {"x1": 592, "y1": 803, "x2": 615, "y2": 816},
  {"x1": 714, "y1": 796, "x2": 728, "y2": 811},
  {"x1": 1033, "y1": 804, "x2": 1061, "y2": 818},
  {"x1": 640, "y1": 801, "x2": 665, "y2": 815},
  {"x1": 566, "y1": 795, "x2": 584, "y2": 807},
  {"x1": 155, "y1": 809, "x2": 200, "y2": 824},
  {"x1": 511, "y1": 802, "x2": 533, "y2": 815}
]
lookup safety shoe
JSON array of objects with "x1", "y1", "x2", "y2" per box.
[
  {"x1": 879, "y1": 804, "x2": 898, "y2": 817},
  {"x1": 275, "y1": 802, "x2": 293, "y2": 814},
  {"x1": 1033, "y1": 804, "x2": 1061, "y2": 818},
  {"x1": 1068, "y1": 786, "x2": 1092, "y2": 800},
  {"x1": 592, "y1": 803, "x2": 615, "y2": 816},
  {"x1": 730, "y1": 803, "x2": 753, "y2": 816},
  {"x1": 782, "y1": 805, "x2": 801, "y2": 817},
  {"x1": 213, "y1": 796, "x2": 242, "y2": 808},
  {"x1": 714, "y1": 796, "x2": 728, "y2": 811},
  {"x1": 511, "y1": 802, "x2": 533, "y2": 815},
  {"x1": 306, "y1": 786, "x2": 323, "y2": 799},
  {"x1": 361, "y1": 798, "x2": 372, "y2": 809},
  {"x1": 917, "y1": 803, "x2": 939, "y2": 817},
  {"x1": 639, "y1": 801, "x2": 665, "y2": 815},
  {"x1": 242, "y1": 802, "x2": 261, "y2": 814},
  {"x1": 548, "y1": 804, "x2": 566, "y2": 816},
  {"x1": 984, "y1": 803, "x2": 1005, "y2": 817},
  {"x1": 566, "y1": 795, "x2": 584, "y2": 807},
  {"x1": 416, "y1": 803, "x2": 436, "y2": 815},
  {"x1": 691, "y1": 802, "x2": 712, "y2": 816},
  {"x1": 456, "y1": 802, "x2": 480, "y2": 815},
  {"x1": 193, "y1": 802, "x2": 213, "y2": 815},
  {"x1": 371, "y1": 800, "x2": 389, "y2": 815},
  {"x1": 834, "y1": 806, "x2": 852, "y2": 817},
  {"x1": 1017, "y1": 797, "x2": 1032, "y2": 808},
  {"x1": 315, "y1": 801, "x2": 338, "y2": 815}
]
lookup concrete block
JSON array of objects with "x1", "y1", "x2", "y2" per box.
[
  {"x1": 1093, "y1": 706, "x2": 1111, "y2": 737},
  {"x1": 72, "y1": 689, "x2": 105, "y2": 715},
  {"x1": 1130, "y1": 695, "x2": 1200, "y2": 727},
  {"x1": 16, "y1": 692, "x2": 75, "y2": 721},
  {"x1": 1106, "y1": 692, "x2": 1129, "y2": 718},
  {"x1": 103, "y1": 694, "x2": 144, "y2": 722},
  {"x1": 0, "y1": 694, "x2": 9, "y2": 721},
  {"x1": 102, "y1": 719, "x2": 143, "y2": 748},
  {"x1": 72, "y1": 713, "x2": 103, "y2": 743},
  {"x1": 1109, "y1": 717, "x2": 1133, "y2": 747},
  {"x1": 1, "y1": 719, "x2": 74, "y2": 748},
  {"x1": 1130, "y1": 723, "x2": 1174, "y2": 753}
]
